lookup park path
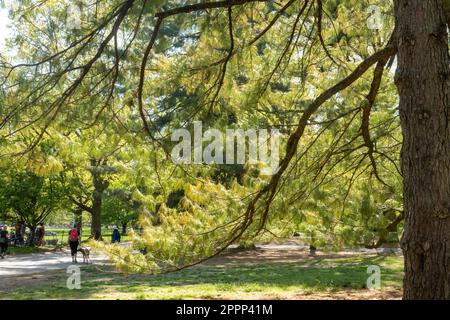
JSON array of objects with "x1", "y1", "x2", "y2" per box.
[{"x1": 0, "y1": 249, "x2": 108, "y2": 277}]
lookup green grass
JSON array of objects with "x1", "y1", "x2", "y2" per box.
[
  {"x1": 6, "y1": 246, "x2": 48, "y2": 255},
  {"x1": 4, "y1": 229, "x2": 132, "y2": 257},
  {"x1": 4, "y1": 254, "x2": 404, "y2": 300},
  {"x1": 46, "y1": 228, "x2": 132, "y2": 243},
  {"x1": 4, "y1": 228, "x2": 131, "y2": 256}
]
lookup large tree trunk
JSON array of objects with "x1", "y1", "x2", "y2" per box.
[
  {"x1": 91, "y1": 192, "x2": 103, "y2": 240},
  {"x1": 74, "y1": 207, "x2": 83, "y2": 233},
  {"x1": 89, "y1": 159, "x2": 109, "y2": 241},
  {"x1": 395, "y1": 0, "x2": 450, "y2": 299},
  {"x1": 28, "y1": 225, "x2": 36, "y2": 246}
]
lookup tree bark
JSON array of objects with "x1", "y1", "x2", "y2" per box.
[
  {"x1": 395, "y1": 0, "x2": 450, "y2": 299},
  {"x1": 74, "y1": 207, "x2": 83, "y2": 233},
  {"x1": 28, "y1": 225, "x2": 36, "y2": 246},
  {"x1": 91, "y1": 191, "x2": 103, "y2": 240},
  {"x1": 122, "y1": 222, "x2": 127, "y2": 236},
  {"x1": 88, "y1": 159, "x2": 109, "y2": 240}
]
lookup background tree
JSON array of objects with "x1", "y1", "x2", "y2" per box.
[
  {"x1": 103, "y1": 188, "x2": 139, "y2": 235},
  {"x1": 57, "y1": 127, "x2": 136, "y2": 240},
  {"x1": 0, "y1": 169, "x2": 67, "y2": 238}
]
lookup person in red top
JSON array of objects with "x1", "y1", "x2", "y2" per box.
[{"x1": 68, "y1": 225, "x2": 80, "y2": 263}]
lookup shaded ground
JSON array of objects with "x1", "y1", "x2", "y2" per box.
[
  {"x1": 0, "y1": 246, "x2": 404, "y2": 300},
  {"x1": 208, "y1": 245, "x2": 398, "y2": 266}
]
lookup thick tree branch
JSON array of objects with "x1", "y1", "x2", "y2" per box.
[
  {"x1": 155, "y1": 0, "x2": 267, "y2": 19},
  {"x1": 70, "y1": 196, "x2": 93, "y2": 214},
  {"x1": 365, "y1": 211, "x2": 404, "y2": 249},
  {"x1": 360, "y1": 56, "x2": 391, "y2": 187},
  {"x1": 316, "y1": 0, "x2": 336, "y2": 64},
  {"x1": 208, "y1": 6, "x2": 235, "y2": 112}
]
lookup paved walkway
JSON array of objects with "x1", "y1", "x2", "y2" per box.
[{"x1": 0, "y1": 249, "x2": 107, "y2": 277}]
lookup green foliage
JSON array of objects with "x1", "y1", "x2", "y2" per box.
[
  {"x1": 0, "y1": 169, "x2": 68, "y2": 227},
  {"x1": 103, "y1": 188, "x2": 139, "y2": 227}
]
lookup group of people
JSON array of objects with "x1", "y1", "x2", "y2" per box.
[
  {"x1": 9, "y1": 222, "x2": 45, "y2": 247},
  {"x1": 0, "y1": 223, "x2": 48, "y2": 259},
  {"x1": 1, "y1": 222, "x2": 123, "y2": 261}
]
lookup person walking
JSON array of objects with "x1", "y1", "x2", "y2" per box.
[
  {"x1": 0, "y1": 225, "x2": 9, "y2": 259},
  {"x1": 111, "y1": 226, "x2": 121, "y2": 244},
  {"x1": 68, "y1": 225, "x2": 79, "y2": 263}
]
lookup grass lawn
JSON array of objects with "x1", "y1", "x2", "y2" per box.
[
  {"x1": 4, "y1": 229, "x2": 132, "y2": 255},
  {"x1": 46, "y1": 228, "x2": 132, "y2": 243},
  {"x1": 6, "y1": 246, "x2": 50, "y2": 255},
  {"x1": 4, "y1": 252, "x2": 404, "y2": 300}
]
